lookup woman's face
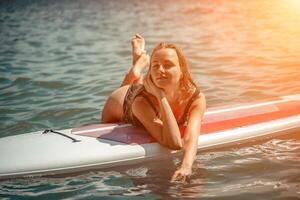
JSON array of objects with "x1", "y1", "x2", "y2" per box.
[{"x1": 150, "y1": 48, "x2": 182, "y2": 89}]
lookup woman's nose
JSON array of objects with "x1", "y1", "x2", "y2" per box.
[{"x1": 158, "y1": 64, "x2": 165, "y2": 73}]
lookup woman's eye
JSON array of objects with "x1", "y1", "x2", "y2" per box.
[
  {"x1": 164, "y1": 63, "x2": 173, "y2": 68},
  {"x1": 151, "y1": 63, "x2": 173, "y2": 69}
]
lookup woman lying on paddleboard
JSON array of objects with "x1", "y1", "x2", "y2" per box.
[{"x1": 101, "y1": 34, "x2": 206, "y2": 183}]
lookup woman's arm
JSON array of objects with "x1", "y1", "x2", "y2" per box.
[
  {"x1": 131, "y1": 73, "x2": 183, "y2": 150},
  {"x1": 132, "y1": 95, "x2": 182, "y2": 150},
  {"x1": 171, "y1": 93, "x2": 206, "y2": 183},
  {"x1": 158, "y1": 94, "x2": 183, "y2": 149}
]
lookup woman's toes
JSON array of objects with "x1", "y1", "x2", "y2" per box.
[
  {"x1": 131, "y1": 34, "x2": 146, "y2": 66},
  {"x1": 131, "y1": 34, "x2": 145, "y2": 54}
]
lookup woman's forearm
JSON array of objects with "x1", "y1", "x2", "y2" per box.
[
  {"x1": 181, "y1": 137, "x2": 198, "y2": 168},
  {"x1": 158, "y1": 96, "x2": 182, "y2": 149}
]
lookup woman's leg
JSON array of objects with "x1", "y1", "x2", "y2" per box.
[
  {"x1": 121, "y1": 53, "x2": 149, "y2": 86},
  {"x1": 102, "y1": 34, "x2": 148, "y2": 122},
  {"x1": 121, "y1": 34, "x2": 148, "y2": 86}
]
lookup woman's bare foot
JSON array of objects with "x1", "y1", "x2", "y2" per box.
[
  {"x1": 131, "y1": 33, "x2": 145, "y2": 66},
  {"x1": 129, "y1": 33, "x2": 148, "y2": 83},
  {"x1": 120, "y1": 34, "x2": 148, "y2": 86},
  {"x1": 121, "y1": 52, "x2": 149, "y2": 86}
]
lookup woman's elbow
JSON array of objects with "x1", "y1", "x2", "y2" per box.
[
  {"x1": 169, "y1": 144, "x2": 183, "y2": 150},
  {"x1": 165, "y1": 141, "x2": 183, "y2": 150},
  {"x1": 158, "y1": 132, "x2": 183, "y2": 150}
]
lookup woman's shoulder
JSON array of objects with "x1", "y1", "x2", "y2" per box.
[
  {"x1": 189, "y1": 86, "x2": 204, "y2": 102},
  {"x1": 188, "y1": 90, "x2": 206, "y2": 112}
]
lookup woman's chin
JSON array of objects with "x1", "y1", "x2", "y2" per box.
[
  {"x1": 154, "y1": 79, "x2": 177, "y2": 91},
  {"x1": 156, "y1": 83, "x2": 173, "y2": 91},
  {"x1": 153, "y1": 79, "x2": 164, "y2": 85},
  {"x1": 154, "y1": 82, "x2": 165, "y2": 89}
]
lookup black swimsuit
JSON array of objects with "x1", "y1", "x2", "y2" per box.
[{"x1": 123, "y1": 84, "x2": 200, "y2": 128}]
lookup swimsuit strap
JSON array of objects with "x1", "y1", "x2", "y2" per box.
[{"x1": 179, "y1": 88, "x2": 201, "y2": 125}]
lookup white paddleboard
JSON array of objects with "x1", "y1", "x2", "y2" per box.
[{"x1": 0, "y1": 94, "x2": 300, "y2": 179}]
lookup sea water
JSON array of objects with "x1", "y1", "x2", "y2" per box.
[{"x1": 0, "y1": 0, "x2": 300, "y2": 199}]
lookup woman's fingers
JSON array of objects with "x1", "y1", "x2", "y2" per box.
[
  {"x1": 135, "y1": 33, "x2": 141, "y2": 38},
  {"x1": 171, "y1": 171, "x2": 179, "y2": 182},
  {"x1": 171, "y1": 169, "x2": 191, "y2": 183},
  {"x1": 144, "y1": 73, "x2": 152, "y2": 93},
  {"x1": 144, "y1": 73, "x2": 155, "y2": 95},
  {"x1": 171, "y1": 170, "x2": 183, "y2": 182},
  {"x1": 144, "y1": 74, "x2": 148, "y2": 88},
  {"x1": 132, "y1": 33, "x2": 143, "y2": 42}
]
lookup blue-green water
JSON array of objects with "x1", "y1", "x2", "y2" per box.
[{"x1": 1, "y1": 0, "x2": 300, "y2": 199}]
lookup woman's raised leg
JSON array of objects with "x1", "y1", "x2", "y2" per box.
[
  {"x1": 101, "y1": 34, "x2": 148, "y2": 122},
  {"x1": 121, "y1": 34, "x2": 149, "y2": 86}
]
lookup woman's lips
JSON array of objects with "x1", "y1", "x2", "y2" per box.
[{"x1": 156, "y1": 76, "x2": 167, "y2": 80}]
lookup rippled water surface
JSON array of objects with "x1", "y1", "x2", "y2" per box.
[{"x1": 1, "y1": 0, "x2": 300, "y2": 199}]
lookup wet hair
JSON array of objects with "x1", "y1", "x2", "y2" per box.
[{"x1": 150, "y1": 42, "x2": 198, "y2": 102}]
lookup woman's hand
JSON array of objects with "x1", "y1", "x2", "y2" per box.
[
  {"x1": 143, "y1": 70, "x2": 165, "y2": 99},
  {"x1": 171, "y1": 165, "x2": 192, "y2": 183}
]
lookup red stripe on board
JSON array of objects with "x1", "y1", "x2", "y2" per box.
[
  {"x1": 203, "y1": 104, "x2": 279, "y2": 123},
  {"x1": 201, "y1": 100, "x2": 300, "y2": 134}
]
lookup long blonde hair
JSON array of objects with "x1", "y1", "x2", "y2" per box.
[{"x1": 150, "y1": 43, "x2": 198, "y2": 104}]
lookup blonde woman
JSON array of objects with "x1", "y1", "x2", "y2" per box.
[{"x1": 102, "y1": 34, "x2": 206, "y2": 182}]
